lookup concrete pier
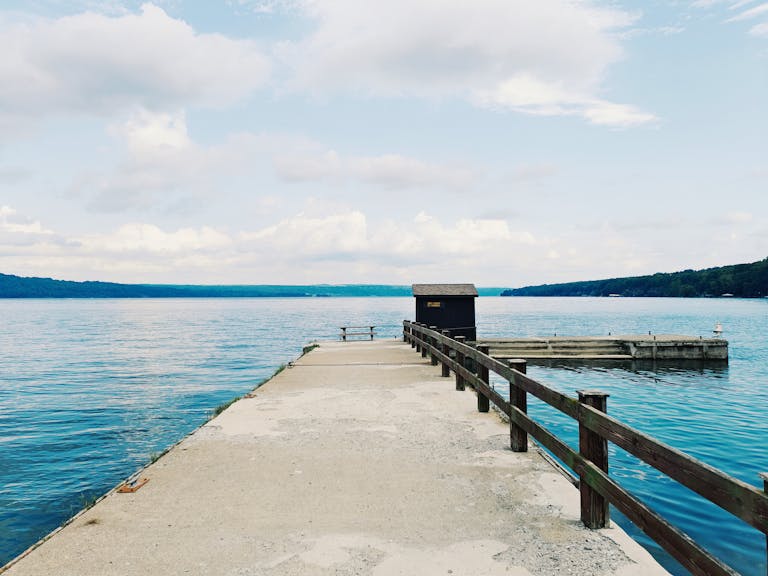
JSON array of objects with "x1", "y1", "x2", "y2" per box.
[
  {"x1": 482, "y1": 335, "x2": 728, "y2": 361},
  {"x1": 3, "y1": 340, "x2": 667, "y2": 576}
]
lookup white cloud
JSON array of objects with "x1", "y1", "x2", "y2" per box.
[
  {"x1": 274, "y1": 145, "x2": 476, "y2": 189},
  {"x1": 118, "y1": 108, "x2": 191, "y2": 157},
  {"x1": 242, "y1": 211, "x2": 369, "y2": 257},
  {"x1": 619, "y1": 24, "x2": 687, "y2": 40},
  {"x1": 77, "y1": 223, "x2": 232, "y2": 255},
  {"x1": 280, "y1": 0, "x2": 653, "y2": 127},
  {"x1": 509, "y1": 163, "x2": 558, "y2": 181},
  {"x1": 476, "y1": 74, "x2": 658, "y2": 127},
  {"x1": 691, "y1": 1, "x2": 768, "y2": 37},
  {"x1": 691, "y1": 1, "x2": 759, "y2": 9},
  {"x1": 728, "y1": 0, "x2": 763, "y2": 9},
  {"x1": 583, "y1": 101, "x2": 658, "y2": 128},
  {"x1": 2, "y1": 205, "x2": 766, "y2": 285},
  {"x1": 721, "y1": 211, "x2": 754, "y2": 224},
  {"x1": 83, "y1": 111, "x2": 261, "y2": 213},
  {"x1": 750, "y1": 20, "x2": 768, "y2": 34},
  {"x1": 284, "y1": 0, "x2": 632, "y2": 92},
  {"x1": 349, "y1": 154, "x2": 474, "y2": 190},
  {"x1": 240, "y1": 210, "x2": 534, "y2": 268},
  {"x1": 0, "y1": 4, "x2": 270, "y2": 124},
  {"x1": 73, "y1": 122, "x2": 478, "y2": 218},
  {"x1": 727, "y1": 2, "x2": 768, "y2": 20},
  {"x1": 386, "y1": 212, "x2": 535, "y2": 258},
  {"x1": 477, "y1": 75, "x2": 573, "y2": 112},
  {"x1": 0, "y1": 205, "x2": 53, "y2": 236},
  {"x1": 0, "y1": 213, "x2": 237, "y2": 280},
  {"x1": 0, "y1": 166, "x2": 33, "y2": 183},
  {"x1": 229, "y1": 0, "x2": 299, "y2": 14},
  {"x1": 228, "y1": 209, "x2": 545, "y2": 283},
  {"x1": 273, "y1": 149, "x2": 343, "y2": 182}
]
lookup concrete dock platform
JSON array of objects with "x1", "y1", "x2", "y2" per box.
[
  {"x1": 3, "y1": 340, "x2": 668, "y2": 576},
  {"x1": 482, "y1": 335, "x2": 728, "y2": 361}
]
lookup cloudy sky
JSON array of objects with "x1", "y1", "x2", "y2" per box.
[{"x1": 0, "y1": 1, "x2": 765, "y2": 287}]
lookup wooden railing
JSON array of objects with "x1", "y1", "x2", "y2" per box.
[
  {"x1": 403, "y1": 320, "x2": 768, "y2": 576},
  {"x1": 340, "y1": 326, "x2": 376, "y2": 341}
]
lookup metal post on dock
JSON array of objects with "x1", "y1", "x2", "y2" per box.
[
  {"x1": 429, "y1": 326, "x2": 439, "y2": 366},
  {"x1": 441, "y1": 330, "x2": 451, "y2": 377},
  {"x1": 578, "y1": 390, "x2": 610, "y2": 529},
  {"x1": 454, "y1": 336, "x2": 466, "y2": 391},
  {"x1": 476, "y1": 344, "x2": 490, "y2": 413},
  {"x1": 508, "y1": 359, "x2": 528, "y2": 452}
]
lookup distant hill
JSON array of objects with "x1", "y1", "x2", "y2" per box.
[
  {"x1": 0, "y1": 274, "x2": 504, "y2": 298},
  {"x1": 501, "y1": 258, "x2": 768, "y2": 298}
]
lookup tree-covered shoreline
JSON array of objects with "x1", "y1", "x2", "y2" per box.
[
  {"x1": 0, "y1": 274, "x2": 509, "y2": 298},
  {"x1": 0, "y1": 274, "x2": 408, "y2": 298},
  {"x1": 501, "y1": 258, "x2": 768, "y2": 298}
]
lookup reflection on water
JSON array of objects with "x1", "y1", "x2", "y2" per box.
[
  {"x1": 1, "y1": 296, "x2": 766, "y2": 575},
  {"x1": 526, "y1": 357, "x2": 731, "y2": 374}
]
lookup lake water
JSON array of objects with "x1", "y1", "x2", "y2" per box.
[{"x1": 0, "y1": 297, "x2": 765, "y2": 575}]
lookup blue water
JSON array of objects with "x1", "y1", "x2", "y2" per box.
[{"x1": 0, "y1": 297, "x2": 766, "y2": 575}]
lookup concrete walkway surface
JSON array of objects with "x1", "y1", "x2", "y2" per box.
[{"x1": 3, "y1": 340, "x2": 669, "y2": 576}]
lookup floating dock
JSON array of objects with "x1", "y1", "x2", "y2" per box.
[
  {"x1": 481, "y1": 335, "x2": 728, "y2": 361},
  {"x1": 2, "y1": 340, "x2": 667, "y2": 576}
]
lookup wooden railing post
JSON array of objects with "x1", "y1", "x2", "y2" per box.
[
  {"x1": 429, "y1": 326, "x2": 439, "y2": 366},
  {"x1": 441, "y1": 330, "x2": 451, "y2": 377},
  {"x1": 508, "y1": 359, "x2": 528, "y2": 452},
  {"x1": 420, "y1": 324, "x2": 428, "y2": 358},
  {"x1": 476, "y1": 344, "x2": 490, "y2": 413},
  {"x1": 341, "y1": 327, "x2": 347, "y2": 341},
  {"x1": 406, "y1": 321, "x2": 416, "y2": 348},
  {"x1": 369, "y1": 326, "x2": 374, "y2": 341},
  {"x1": 761, "y1": 472, "x2": 768, "y2": 575},
  {"x1": 454, "y1": 336, "x2": 466, "y2": 391},
  {"x1": 465, "y1": 343, "x2": 476, "y2": 385},
  {"x1": 416, "y1": 323, "x2": 424, "y2": 352},
  {"x1": 578, "y1": 390, "x2": 610, "y2": 529}
]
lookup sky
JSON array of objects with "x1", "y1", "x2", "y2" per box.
[{"x1": 0, "y1": 0, "x2": 766, "y2": 287}]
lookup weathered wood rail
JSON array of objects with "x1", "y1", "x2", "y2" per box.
[
  {"x1": 403, "y1": 320, "x2": 768, "y2": 576},
  {"x1": 340, "y1": 325, "x2": 376, "y2": 341}
]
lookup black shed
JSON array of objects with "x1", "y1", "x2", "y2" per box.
[{"x1": 412, "y1": 283, "x2": 478, "y2": 341}]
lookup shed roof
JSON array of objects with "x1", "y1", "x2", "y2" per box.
[{"x1": 412, "y1": 283, "x2": 478, "y2": 297}]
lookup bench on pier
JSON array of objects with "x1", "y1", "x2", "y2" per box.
[{"x1": 340, "y1": 326, "x2": 376, "y2": 341}]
